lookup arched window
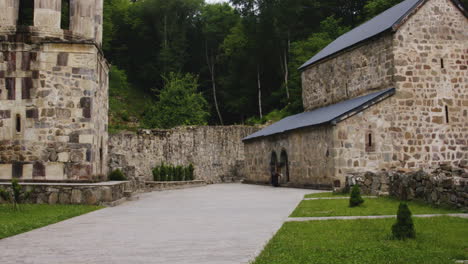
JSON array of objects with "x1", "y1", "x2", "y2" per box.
[
  {"x1": 61, "y1": 0, "x2": 70, "y2": 29},
  {"x1": 18, "y1": 0, "x2": 34, "y2": 26},
  {"x1": 365, "y1": 132, "x2": 375, "y2": 152}
]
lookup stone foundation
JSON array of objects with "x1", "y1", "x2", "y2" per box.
[
  {"x1": 145, "y1": 180, "x2": 207, "y2": 192},
  {"x1": 0, "y1": 181, "x2": 128, "y2": 205},
  {"x1": 346, "y1": 166, "x2": 468, "y2": 209}
]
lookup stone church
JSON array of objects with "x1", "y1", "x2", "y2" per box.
[
  {"x1": 0, "y1": 0, "x2": 109, "y2": 181},
  {"x1": 243, "y1": 0, "x2": 468, "y2": 189}
]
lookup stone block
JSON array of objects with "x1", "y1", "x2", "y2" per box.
[
  {"x1": 22, "y1": 164, "x2": 33, "y2": 180},
  {"x1": 45, "y1": 163, "x2": 65, "y2": 180},
  {"x1": 58, "y1": 152, "x2": 69, "y2": 162},
  {"x1": 79, "y1": 135, "x2": 94, "y2": 144},
  {"x1": 71, "y1": 189, "x2": 82, "y2": 204},
  {"x1": 48, "y1": 192, "x2": 58, "y2": 204},
  {"x1": 0, "y1": 164, "x2": 12, "y2": 179}
]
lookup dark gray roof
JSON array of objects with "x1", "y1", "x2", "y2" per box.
[
  {"x1": 299, "y1": 0, "x2": 467, "y2": 70},
  {"x1": 243, "y1": 88, "x2": 395, "y2": 141}
]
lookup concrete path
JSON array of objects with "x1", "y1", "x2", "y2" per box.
[
  {"x1": 0, "y1": 184, "x2": 313, "y2": 264},
  {"x1": 287, "y1": 213, "x2": 468, "y2": 222}
]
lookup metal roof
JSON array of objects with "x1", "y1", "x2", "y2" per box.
[
  {"x1": 298, "y1": 0, "x2": 468, "y2": 70},
  {"x1": 243, "y1": 88, "x2": 395, "y2": 141}
]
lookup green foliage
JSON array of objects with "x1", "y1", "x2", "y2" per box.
[
  {"x1": 364, "y1": 0, "x2": 404, "y2": 19},
  {"x1": 392, "y1": 203, "x2": 416, "y2": 240},
  {"x1": 291, "y1": 197, "x2": 458, "y2": 218},
  {"x1": 0, "y1": 204, "x2": 102, "y2": 239},
  {"x1": 0, "y1": 179, "x2": 33, "y2": 211},
  {"x1": 349, "y1": 185, "x2": 364, "y2": 207},
  {"x1": 109, "y1": 65, "x2": 152, "y2": 133},
  {"x1": 108, "y1": 169, "x2": 127, "y2": 181},
  {"x1": 246, "y1": 108, "x2": 293, "y2": 125},
  {"x1": 253, "y1": 217, "x2": 468, "y2": 264},
  {"x1": 144, "y1": 73, "x2": 209, "y2": 129},
  {"x1": 153, "y1": 163, "x2": 195, "y2": 182}
]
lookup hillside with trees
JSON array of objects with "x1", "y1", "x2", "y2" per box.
[{"x1": 104, "y1": 0, "x2": 467, "y2": 132}]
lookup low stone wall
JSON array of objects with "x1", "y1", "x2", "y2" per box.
[
  {"x1": 109, "y1": 126, "x2": 259, "y2": 186},
  {"x1": 346, "y1": 166, "x2": 468, "y2": 209},
  {"x1": 145, "y1": 180, "x2": 207, "y2": 192},
  {"x1": 0, "y1": 181, "x2": 129, "y2": 206}
]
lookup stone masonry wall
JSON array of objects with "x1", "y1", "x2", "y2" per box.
[
  {"x1": 244, "y1": 125, "x2": 338, "y2": 189},
  {"x1": 301, "y1": 34, "x2": 394, "y2": 111},
  {"x1": 346, "y1": 165, "x2": 468, "y2": 210},
  {"x1": 108, "y1": 126, "x2": 258, "y2": 185},
  {"x1": 391, "y1": 0, "x2": 468, "y2": 170},
  {"x1": 0, "y1": 181, "x2": 127, "y2": 205}
]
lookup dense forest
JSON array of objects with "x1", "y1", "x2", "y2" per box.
[{"x1": 104, "y1": 0, "x2": 467, "y2": 131}]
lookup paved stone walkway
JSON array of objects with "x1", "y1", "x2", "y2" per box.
[
  {"x1": 0, "y1": 184, "x2": 313, "y2": 264},
  {"x1": 287, "y1": 214, "x2": 468, "y2": 222}
]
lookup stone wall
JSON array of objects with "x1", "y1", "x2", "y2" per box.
[
  {"x1": 108, "y1": 126, "x2": 258, "y2": 185},
  {"x1": 301, "y1": 33, "x2": 394, "y2": 112},
  {"x1": 346, "y1": 165, "x2": 468, "y2": 209},
  {"x1": 243, "y1": 125, "x2": 338, "y2": 189},
  {"x1": 391, "y1": 0, "x2": 468, "y2": 170},
  {"x1": 0, "y1": 181, "x2": 128, "y2": 205},
  {"x1": 0, "y1": 0, "x2": 109, "y2": 181}
]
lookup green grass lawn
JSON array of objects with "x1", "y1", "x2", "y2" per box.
[
  {"x1": 252, "y1": 217, "x2": 468, "y2": 264},
  {"x1": 291, "y1": 197, "x2": 459, "y2": 217},
  {"x1": 304, "y1": 192, "x2": 349, "y2": 198},
  {"x1": 0, "y1": 204, "x2": 102, "y2": 239}
]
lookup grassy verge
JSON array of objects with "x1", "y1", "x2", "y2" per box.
[
  {"x1": 0, "y1": 204, "x2": 102, "y2": 239},
  {"x1": 252, "y1": 217, "x2": 468, "y2": 264},
  {"x1": 304, "y1": 192, "x2": 349, "y2": 198},
  {"x1": 291, "y1": 197, "x2": 459, "y2": 217}
]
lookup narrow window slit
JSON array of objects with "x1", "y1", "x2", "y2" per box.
[
  {"x1": 440, "y1": 58, "x2": 444, "y2": 69},
  {"x1": 18, "y1": 0, "x2": 34, "y2": 26},
  {"x1": 16, "y1": 114, "x2": 21, "y2": 133},
  {"x1": 61, "y1": 0, "x2": 70, "y2": 30},
  {"x1": 445, "y1": 105, "x2": 449, "y2": 123},
  {"x1": 368, "y1": 133, "x2": 372, "y2": 147}
]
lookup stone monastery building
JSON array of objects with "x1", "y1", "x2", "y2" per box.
[
  {"x1": 0, "y1": 0, "x2": 109, "y2": 181},
  {"x1": 243, "y1": 0, "x2": 468, "y2": 189}
]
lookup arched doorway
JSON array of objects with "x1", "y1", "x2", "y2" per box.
[
  {"x1": 279, "y1": 150, "x2": 289, "y2": 184},
  {"x1": 270, "y1": 152, "x2": 279, "y2": 187}
]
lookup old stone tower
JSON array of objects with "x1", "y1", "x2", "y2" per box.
[{"x1": 0, "y1": 0, "x2": 109, "y2": 181}]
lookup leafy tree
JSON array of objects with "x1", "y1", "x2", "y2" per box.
[
  {"x1": 392, "y1": 203, "x2": 416, "y2": 240},
  {"x1": 144, "y1": 73, "x2": 209, "y2": 129},
  {"x1": 349, "y1": 184, "x2": 364, "y2": 207},
  {"x1": 364, "y1": 0, "x2": 404, "y2": 19},
  {"x1": 0, "y1": 179, "x2": 33, "y2": 211},
  {"x1": 200, "y1": 3, "x2": 239, "y2": 125}
]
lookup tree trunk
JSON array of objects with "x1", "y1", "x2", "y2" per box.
[
  {"x1": 205, "y1": 43, "x2": 223, "y2": 125},
  {"x1": 257, "y1": 65, "x2": 263, "y2": 119}
]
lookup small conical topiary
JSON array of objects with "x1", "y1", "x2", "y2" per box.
[
  {"x1": 392, "y1": 203, "x2": 416, "y2": 240},
  {"x1": 349, "y1": 184, "x2": 364, "y2": 207}
]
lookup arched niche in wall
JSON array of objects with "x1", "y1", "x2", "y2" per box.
[{"x1": 279, "y1": 150, "x2": 289, "y2": 183}]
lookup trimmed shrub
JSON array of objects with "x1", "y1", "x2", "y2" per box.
[
  {"x1": 392, "y1": 203, "x2": 416, "y2": 240},
  {"x1": 188, "y1": 164, "x2": 195, "y2": 180},
  {"x1": 153, "y1": 167, "x2": 161, "y2": 181},
  {"x1": 349, "y1": 184, "x2": 364, "y2": 207},
  {"x1": 108, "y1": 169, "x2": 127, "y2": 181},
  {"x1": 160, "y1": 164, "x2": 167, "y2": 181}
]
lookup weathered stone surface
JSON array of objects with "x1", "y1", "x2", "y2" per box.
[
  {"x1": 346, "y1": 166, "x2": 468, "y2": 210},
  {"x1": 109, "y1": 126, "x2": 258, "y2": 186},
  {"x1": 0, "y1": 1, "x2": 108, "y2": 181}
]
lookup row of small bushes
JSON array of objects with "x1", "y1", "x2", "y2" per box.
[{"x1": 152, "y1": 163, "x2": 195, "y2": 182}]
